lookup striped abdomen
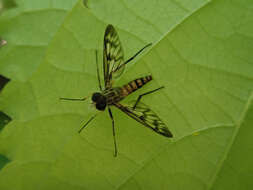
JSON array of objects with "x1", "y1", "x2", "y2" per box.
[{"x1": 120, "y1": 75, "x2": 152, "y2": 97}]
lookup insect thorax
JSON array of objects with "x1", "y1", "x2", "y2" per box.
[{"x1": 103, "y1": 87, "x2": 124, "y2": 105}]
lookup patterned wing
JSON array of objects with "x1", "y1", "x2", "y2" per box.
[
  {"x1": 103, "y1": 24, "x2": 125, "y2": 89},
  {"x1": 114, "y1": 102, "x2": 173, "y2": 137}
]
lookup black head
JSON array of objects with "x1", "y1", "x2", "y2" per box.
[
  {"x1": 92, "y1": 92, "x2": 102, "y2": 102},
  {"x1": 91, "y1": 92, "x2": 107, "y2": 111}
]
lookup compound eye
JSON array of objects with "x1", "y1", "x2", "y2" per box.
[
  {"x1": 96, "y1": 102, "x2": 106, "y2": 111},
  {"x1": 92, "y1": 92, "x2": 101, "y2": 102}
]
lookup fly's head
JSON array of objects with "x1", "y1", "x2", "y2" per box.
[{"x1": 91, "y1": 92, "x2": 107, "y2": 111}]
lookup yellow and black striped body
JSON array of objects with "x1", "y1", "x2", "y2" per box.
[
  {"x1": 103, "y1": 75, "x2": 152, "y2": 105},
  {"x1": 120, "y1": 75, "x2": 152, "y2": 97}
]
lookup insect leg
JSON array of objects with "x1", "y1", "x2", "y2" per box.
[
  {"x1": 116, "y1": 43, "x2": 152, "y2": 71},
  {"x1": 78, "y1": 114, "x2": 97, "y2": 133},
  {"x1": 133, "y1": 86, "x2": 164, "y2": 109},
  {"x1": 60, "y1": 97, "x2": 87, "y2": 101},
  {"x1": 95, "y1": 50, "x2": 102, "y2": 91},
  {"x1": 108, "y1": 107, "x2": 118, "y2": 157}
]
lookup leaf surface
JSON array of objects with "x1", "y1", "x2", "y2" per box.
[{"x1": 0, "y1": 0, "x2": 252, "y2": 189}]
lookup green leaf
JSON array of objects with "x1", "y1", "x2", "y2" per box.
[
  {"x1": 0, "y1": 0, "x2": 253, "y2": 189},
  {"x1": 211, "y1": 94, "x2": 253, "y2": 190},
  {"x1": 0, "y1": 0, "x2": 78, "y2": 81}
]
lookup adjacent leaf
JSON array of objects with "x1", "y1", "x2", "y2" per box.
[
  {"x1": 0, "y1": 111, "x2": 11, "y2": 131},
  {"x1": 0, "y1": 0, "x2": 17, "y2": 11},
  {"x1": 0, "y1": 154, "x2": 9, "y2": 170},
  {"x1": 0, "y1": 74, "x2": 9, "y2": 91},
  {"x1": 0, "y1": 0, "x2": 78, "y2": 81}
]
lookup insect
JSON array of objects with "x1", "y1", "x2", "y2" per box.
[{"x1": 61, "y1": 24, "x2": 173, "y2": 157}]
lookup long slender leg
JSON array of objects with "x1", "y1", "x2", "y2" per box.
[
  {"x1": 60, "y1": 97, "x2": 87, "y2": 101},
  {"x1": 108, "y1": 107, "x2": 117, "y2": 157},
  {"x1": 78, "y1": 114, "x2": 97, "y2": 133},
  {"x1": 133, "y1": 86, "x2": 164, "y2": 109},
  {"x1": 116, "y1": 43, "x2": 152, "y2": 71},
  {"x1": 95, "y1": 50, "x2": 102, "y2": 91}
]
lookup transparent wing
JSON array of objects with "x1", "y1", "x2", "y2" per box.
[
  {"x1": 103, "y1": 24, "x2": 125, "y2": 89},
  {"x1": 114, "y1": 102, "x2": 173, "y2": 137}
]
